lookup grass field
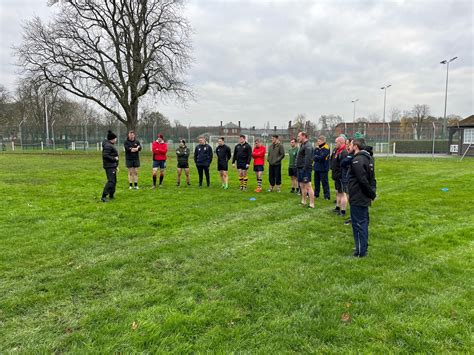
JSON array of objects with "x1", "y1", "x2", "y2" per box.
[{"x1": 0, "y1": 152, "x2": 473, "y2": 352}]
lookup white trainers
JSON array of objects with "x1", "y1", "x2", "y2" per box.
[
  {"x1": 135, "y1": 186, "x2": 139, "y2": 190},
  {"x1": 129, "y1": 186, "x2": 133, "y2": 190}
]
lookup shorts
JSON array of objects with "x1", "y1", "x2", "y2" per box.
[
  {"x1": 126, "y1": 159, "x2": 140, "y2": 168},
  {"x1": 177, "y1": 162, "x2": 189, "y2": 169},
  {"x1": 334, "y1": 179, "x2": 343, "y2": 193},
  {"x1": 288, "y1": 167, "x2": 297, "y2": 177},
  {"x1": 297, "y1": 168, "x2": 312, "y2": 183},
  {"x1": 236, "y1": 162, "x2": 248, "y2": 170},
  {"x1": 253, "y1": 165, "x2": 264, "y2": 172},
  {"x1": 153, "y1": 160, "x2": 166, "y2": 169},
  {"x1": 218, "y1": 162, "x2": 229, "y2": 171}
]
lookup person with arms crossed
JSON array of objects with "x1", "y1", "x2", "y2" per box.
[
  {"x1": 296, "y1": 132, "x2": 315, "y2": 208},
  {"x1": 151, "y1": 134, "x2": 168, "y2": 188},
  {"x1": 331, "y1": 136, "x2": 348, "y2": 215},
  {"x1": 347, "y1": 138, "x2": 376, "y2": 257},
  {"x1": 215, "y1": 137, "x2": 232, "y2": 189},
  {"x1": 124, "y1": 130, "x2": 142, "y2": 190},
  {"x1": 176, "y1": 139, "x2": 191, "y2": 187},
  {"x1": 267, "y1": 135, "x2": 285, "y2": 192},
  {"x1": 194, "y1": 136, "x2": 213, "y2": 187},
  {"x1": 313, "y1": 135, "x2": 331, "y2": 200},
  {"x1": 251, "y1": 138, "x2": 266, "y2": 192},
  {"x1": 101, "y1": 130, "x2": 119, "y2": 202},
  {"x1": 232, "y1": 135, "x2": 252, "y2": 191}
]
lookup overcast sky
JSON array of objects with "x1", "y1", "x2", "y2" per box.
[{"x1": 1, "y1": 0, "x2": 472, "y2": 128}]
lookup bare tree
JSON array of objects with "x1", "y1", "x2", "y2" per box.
[
  {"x1": 367, "y1": 113, "x2": 380, "y2": 123},
  {"x1": 389, "y1": 107, "x2": 401, "y2": 122},
  {"x1": 411, "y1": 104, "x2": 430, "y2": 140},
  {"x1": 16, "y1": 0, "x2": 192, "y2": 131}
]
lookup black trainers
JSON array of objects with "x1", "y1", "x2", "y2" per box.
[
  {"x1": 332, "y1": 207, "x2": 340, "y2": 213},
  {"x1": 344, "y1": 218, "x2": 352, "y2": 225},
  {"x1": 100, "y1": 197, "x2": 107, "y2": 203}
]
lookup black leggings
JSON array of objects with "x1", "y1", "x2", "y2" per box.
[
  {"x1": 269, "y1": 164, "x2": 282, "y2": 186},
  {"x1": 196, "y1": 165, "x2": 210, "y2": 186}
]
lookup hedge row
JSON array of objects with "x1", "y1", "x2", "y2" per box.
[{"x1": 392, "y1": 140, "x2": 449, "y2": 154}]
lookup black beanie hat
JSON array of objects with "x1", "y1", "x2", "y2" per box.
[{"x1": 107, "y1": 130, "x2": 117, "y2": 140}]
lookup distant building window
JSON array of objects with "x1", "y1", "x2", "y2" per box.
[{"x1": 464, "y1": 128, "x2": 474, "y2": 144}]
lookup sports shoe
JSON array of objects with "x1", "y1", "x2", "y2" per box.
[
  {"x1": 344, "y1": 218, "x2": 352, "y2": 225},
  {"x1": 255, "y1": 187, "x2": 262, "y2": 193},
  {"x1": 100, "y1": 197, "x2": 107, "y2": 203},
  {"x1": 267, "y1": 188, "x2": 273, "y2": 192},
  {"x1": 129, "y1": 186, "x2": 133, "y2": 190},
  {"x1": 276, "y1": 188, "x2": 281, "y2": 193},
  {"x1": 332, "y1": 207, "x2": 340, "y2": 213},
  {"x1": 152, "y1": 185, "x2": 156, "y2": 189},
  {"x1": 135, "y1": 186, "x2": 139, "y2": 190},
  {"x1": 224, "y1": 186, "x2": 229, "y2": 190}
]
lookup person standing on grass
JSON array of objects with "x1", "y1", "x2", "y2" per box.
[
  {"x1": 151, "y1": 134, "x2": 168, "y2": 188},
  {"x1": 252, "y1": 138, "x2": 266, "y2": 192},
  {"x1": 288, "y1": 138, "x2": 299, "y2": 194},
  {"x1": 347, "y1": 138, "x2": 376, "y2": 257},
  {"x1": 176, "y1": 139, "x2": 191, "y2": 187},
  {"x1": 232, "y1": 134, "x2": 252, "y2": 191},
  {"x1": 194, "y1": 136, "x2": 213, "y2": 187},
  {"x1": 215, "y1": 137, "x2": 232, "y2": 189},
  {"x1": 124, "y1": 130, "x2": 142, "y2": 190},
  {"x1": 101, "y1": 130, "x2": 119, "y2": 202},
  {"x1": 341, "y1": 138, "x2": 354, "y2": 225},
  {"x1": 267, "y1": 135, "x2": 285, "y2": 192},
  {"x1": 313, "y1": 135, "x2": 331, "y2": 200},
  {"x1": 331, "y1": 136, "x2": 348, "y2": 216},
  {"x1": 296, "y1": 131, "x2": 315, "y2": 208}
]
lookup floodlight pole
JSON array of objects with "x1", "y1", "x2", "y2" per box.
[
  {"x1": 440, "y1": 56, "x2": 457, "y2": 138},
  {"x1": 351, "y1": 99, "x2": 359, "y2": 136},
  {"x1": 381, "y1": 84, "x2": 391, "y2": 139}
]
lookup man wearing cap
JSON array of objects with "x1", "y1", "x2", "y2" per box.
[
  {"x1": 232, "y1": 134, "x2": 252, "y2": 191},
  {"x1": 151, "y1": 134, "x2": 168, "y2": 188},
  {"x1": 101, "y1": 130, "x2": 119, "y2": 202},
  {"x1": 267, "y1": 135, "x2": 285, "y2": 192}
]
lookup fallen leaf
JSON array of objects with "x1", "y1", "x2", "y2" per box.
[
  {"x1": 341, "y1": 312, "x2": 351, "y2": 323},
  {"x1": 131, "y1": 321, "x2": 139, "y2": 330}
]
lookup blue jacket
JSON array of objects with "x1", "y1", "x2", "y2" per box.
[
  {"x1": 194, "y1": 143, "x2": 213, "y2": 167},
  {"x1": 340, "y1": 154, "x2": 353, "y2": 184},
  {"x1": 313, "y1": 143, "x2": 330, "y2": 172}
]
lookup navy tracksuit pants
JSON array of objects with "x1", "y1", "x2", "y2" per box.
[
  {"x1": 314, "y1": 171, "x2": 330, "y2": 199},
  {"x1": 350, "y1": 205, "x2": 369, "y2": 256}
]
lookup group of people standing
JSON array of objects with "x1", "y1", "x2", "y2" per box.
[{"x1": 100, "y1": 129, "x2": 376, "y2": 257}]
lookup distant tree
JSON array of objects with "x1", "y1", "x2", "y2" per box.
[
  {"x1": 411, "y1": 104, "x2": 430, "y2": 140},
  {"x1": 356, "y1": 117, "x2": 369, "y2": 123},
  {"x1": 447, "y1": 114, "x2": 462, "y2": 127},
  {"x1": 16, "y1": 0, "x2": 193, "y2": 131},
  {"x1": 389, "y1": 107, "x2": 401, "y2": 122},
  {"x1": 367, "y1": 113, "x2": 380, "y2": 123}
]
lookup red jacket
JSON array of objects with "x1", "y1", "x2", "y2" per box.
[
  {"x1": 252, "y1": 145, "x2": 266, "y2": 166},
  {"x1": 152, "y1": 141, "x2": 168, "y2": 161}
]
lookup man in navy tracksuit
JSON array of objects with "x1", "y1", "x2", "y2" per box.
[
  {"x1": 313, "y1": 135, "x2": 331, "y2": 200},
  {"x1": 347, "y1": 138, "x2": 376, "y2": 257},
  {"x1": 194, "y1": 136, "x2": 213, "y2": 187}
]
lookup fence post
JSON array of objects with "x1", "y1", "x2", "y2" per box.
[
  {"x1": 393, "y1": 142, "x2": 396, "y2": 156},
  {"x1": 41, "y1": 141, "x2": 44, "y2": 151},
  {"x1": 11, "y1": 141, "x2": 15, "y2": 151},
  {"x1": 97, "y1": 142, "x2": 100, "y2": 151}
]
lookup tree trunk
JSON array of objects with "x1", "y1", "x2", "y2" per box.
[{"x1": 126, "y1": 101, "x2": 139, "y2": 132}]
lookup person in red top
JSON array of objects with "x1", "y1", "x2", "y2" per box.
[
  {"x1": 151, "y1": 134, "x2": 168, "y2": 188},
  {"x1": 252, "y1": 139, "x2": 266, "y2": 192}
]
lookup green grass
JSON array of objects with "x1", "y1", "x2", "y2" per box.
[{"x1": 0, "y1": 152, "x2": 473, "y2": 352}]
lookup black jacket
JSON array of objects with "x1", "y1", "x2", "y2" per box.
[
  {"x1": 232, "y1": 142, "x2": 252, "y2": 165},
  {"x1": 216, "y1": 144, "x2": 231, "y2": 163},
  {"x1": 176, "y1": 145, "x2": 190, "y2": 165},
  {"x1": 124, "y1": 138, "x2": 141, "y2": 161},
  {"x1": 296, "y1": 140, "x2": 313, "y2": 170},
  {"x1": 194, "y1": 143, "x2": 213, "y2": 167},
  {"x1": 331, "y1": 148, "x2": 348, "y2": 180},
  {"x1": 348, "y1": 150, "x2": 376, "y2": 207},
  {"x1": 102, "y1": 139, "x2": 118, "y2": 169}
]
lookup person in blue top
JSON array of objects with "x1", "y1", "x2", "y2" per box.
[
  {"x1": 313, "y1": 135, "x2": 331, "y2": 200},
  {"x1": 194, "y1": 136, "x2": 213, "y2": 187}
]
